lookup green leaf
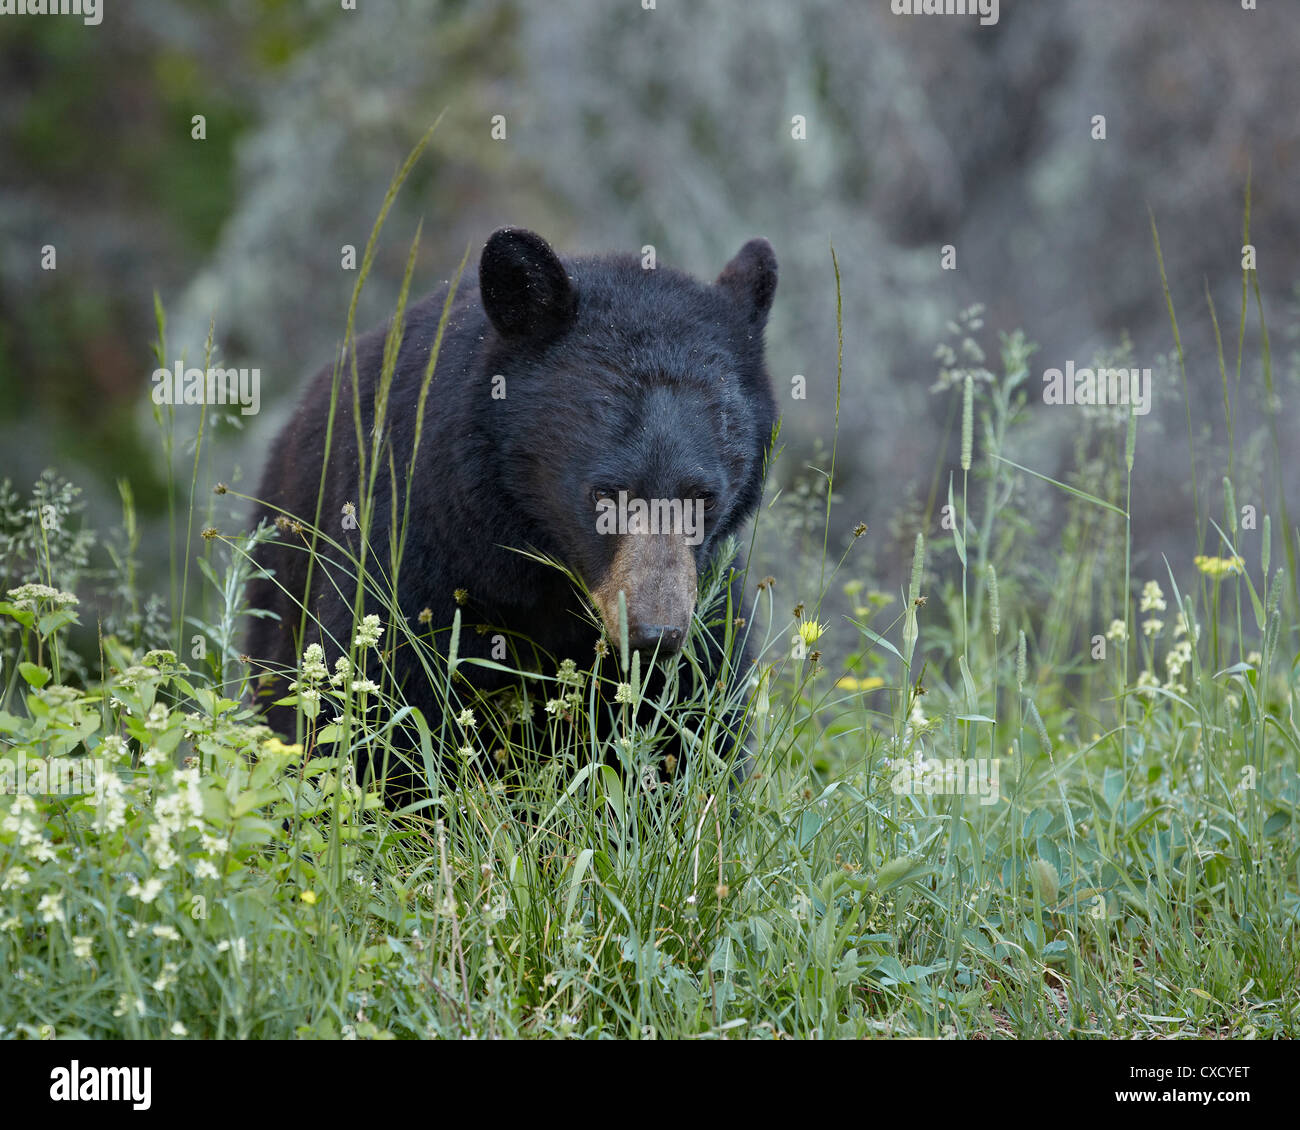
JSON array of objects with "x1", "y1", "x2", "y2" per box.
[
  {"x1": 948, "y1": 475, "x2": 966, "y2": 566},
  {"x1": 835, "y1": 948, "x2": 861, "y2": 988},
  {"x1": 1022, "y1": 918, "x2": 1045, "y2": 952},
  {"x1": 1035, "y1": 836, "x2": 1061, "y2": 875},
  {"x1": 37, "y1": 609, "x2": 79, "y2": 636},
  {"x1": 195, "y1": 555, "x2": 221, "y2": 590},
  {"x1": 1022, "y1": 807, "x2": 1052, "y2": 839},
  {"x1": 1263, "y1": 811, "x2": 1291, "y2": 837},
  {"x1": 958, "y1": 655, "x2": 978, "y2": 712},
  {"x1": 1102, "y1": 766, "x2": 1126, "y2": 810},
  {"x1": 565, "y1": 848, "x2": 595, "y2": 924},
  {"x1": 530, "y1": 763, "x2": 597, "y2": 841},
  {"x1": 991, "y1": 454, "x2": 1128, "y2": 517},
  {"x1": 0, "y1": 602, "x2": 36, "y2": 629},
  {"x1": 844, "y1": 618, "x2": 904, "y2": 663},
  {"x1": 202, "y1": 787, "x2": 230, "y2": 824},
  {"x1": 600, "y1": 764, "x2": 625, "y2": 825},
  {"x1": 709, "y1": 935, "x2": 739, "y2": 978},
  {"x1": 0, "y1": 711, "x2": 27, "y2": 734},
  {"x1": 874, "y1": 854, "x2": 934, "y2": 893},
  {"x1": 232, "y1": 787, "x2": 285, "y2": 818},
  {"x1": 796, "y1": 809, "x2": 824, "y2": 849},
  {"x1": 1212, "y1": 661, "x2": 1257, "y2": 680},
  {"x1": 19, "y1": 662, "x2": 51, "y2": 688},
  {"x1": 1043, "y1": 940, "x2": 1070, "y2": 964},
  {"x1": 866, "y1": 955, "x2": 909, "y2": 986}
]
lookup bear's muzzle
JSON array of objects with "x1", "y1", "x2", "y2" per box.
[{"x1": 592, "y1": 531, "x2": 697, "y2": 656}]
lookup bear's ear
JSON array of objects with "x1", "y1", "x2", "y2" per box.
[
  {"x1": 716, "y1": 237, "x2": 778, "y2": 328},
  {"x1": 480, "y1": 228, "x2": 577, "y2": 340}
]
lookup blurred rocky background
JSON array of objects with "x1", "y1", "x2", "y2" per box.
[{"x1": 1, "y1": 0, "x2": 1297, "y2": 636}]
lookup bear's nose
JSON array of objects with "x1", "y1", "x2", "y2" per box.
[{"x1": 628, "y1": 624, "x2": 685, "y2": 655}]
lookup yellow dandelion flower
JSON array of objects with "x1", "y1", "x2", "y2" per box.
[
  {"x1": 1194, "y1": 554, "x2": 1245, "y2": 578},
  {"x1": 798, "y1": 620, "x2": 827, "y2": 646},
  {"x1": 837, "y1": 675, "x2": 885, "y2": 691}
]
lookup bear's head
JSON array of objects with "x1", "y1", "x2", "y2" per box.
[{"x1": 479, "y1": 227, "x2": 778, "y2": 656}]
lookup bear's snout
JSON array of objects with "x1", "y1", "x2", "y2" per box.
[
  {"x1": 592, "y1": 531, "x2": 697, "y2": 657},
  {"x1": 628, "y1": 622, "x2": 684, "y2": 655}
]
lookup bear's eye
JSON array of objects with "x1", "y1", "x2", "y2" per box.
[
  {"x1": 697, "y1": 492, "x2": 718, "y2": 512},
  {"x1": 591, "y1": 487, "x2": 616, "y2": 506}
]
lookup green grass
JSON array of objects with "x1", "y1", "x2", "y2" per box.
[{"x1": 0, "y1": 145, "x2": 1296, "y2": 1040}]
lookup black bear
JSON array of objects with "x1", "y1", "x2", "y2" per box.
[{"x1": 246, "y1": 228, "x2": 778, "y2": 806}]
